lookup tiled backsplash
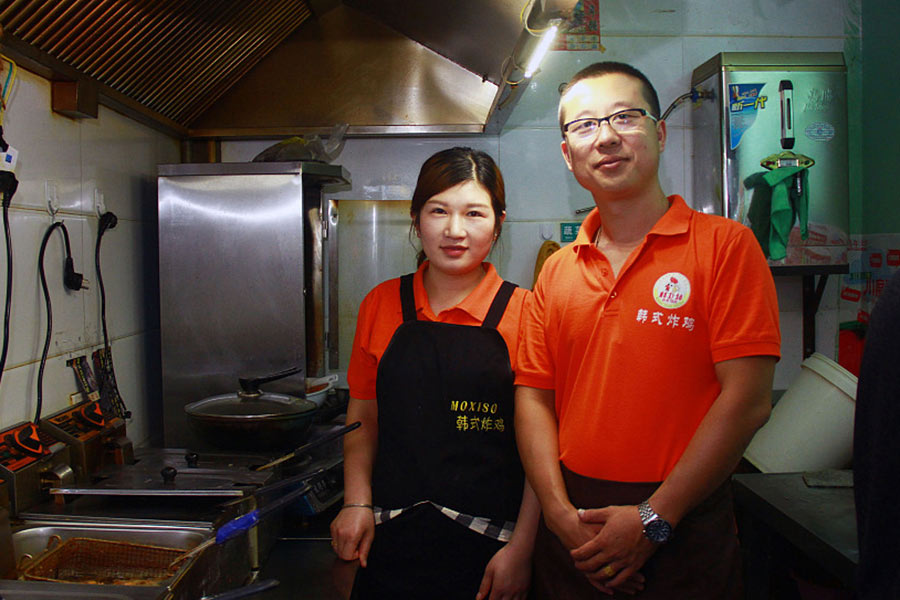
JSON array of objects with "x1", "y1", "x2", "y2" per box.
[{"x1": 0, "y1": 68, "x2": 178, "y2": 445}]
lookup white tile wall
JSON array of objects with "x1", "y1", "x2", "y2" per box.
[{"x1": 0, "y1": 67, "x2": 179, "y2": 446}]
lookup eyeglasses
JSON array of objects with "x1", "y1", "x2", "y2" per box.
[{"x1": 563, "y1": 108, "x2": 659, "y2": 140}]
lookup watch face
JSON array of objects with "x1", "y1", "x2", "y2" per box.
[{"x1": 645, "y1": 519, "x2": 673, "y2": 543}]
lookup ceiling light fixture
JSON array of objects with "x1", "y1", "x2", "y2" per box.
[{"x1": 523, "y1": 19, "x2": 562, "y2": 78}]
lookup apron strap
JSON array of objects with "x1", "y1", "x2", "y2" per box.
[
  {"x1": 399, "y1": 273, "x2": 417, "y2": 323},
  {"x1": 482, "y1": 281, "x2": 518, "y2": 330}
]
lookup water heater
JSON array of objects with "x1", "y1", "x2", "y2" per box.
[{"x1": 691, "y1": 52, "x2": 848, "y2": 266}]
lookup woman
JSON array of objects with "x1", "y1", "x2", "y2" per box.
[{"x1": 330, "y1": 147, "x2": 539, "y2": 599}]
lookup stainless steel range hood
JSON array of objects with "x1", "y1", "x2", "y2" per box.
[{"x1": 0, "y1": 0, "x2": 572, "y2": 139}]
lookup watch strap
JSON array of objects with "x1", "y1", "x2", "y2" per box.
[{"x1": 637, "y1": 500, "x2": 657, "y2": 525}]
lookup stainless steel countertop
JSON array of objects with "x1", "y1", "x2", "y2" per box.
[{"x1": 259, "y1": 539, "x2": 357, "y2": 600}]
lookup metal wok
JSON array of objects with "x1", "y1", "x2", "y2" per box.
[{"x1": 184, "y1": 367, "x2": 317, "y2": 452}]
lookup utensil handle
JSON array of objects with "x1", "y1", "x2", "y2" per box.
[
  {"x1": 257, "y1": 482, "x2": 313, "y2": 518},
  {"x1": 216, "y1": 483, "x2": 312, "y2": 544},
  {"x1": 238, "y1": 366, "x2": 303, "y2": 394},
  {"x1": 216, "y1": 511, "x2": 260, "y2": 544},
  {"x1": 255, "y1": 421, "x2": 361, "y2": 471}
]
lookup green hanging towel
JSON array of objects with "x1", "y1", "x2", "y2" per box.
[{"x1": 745, "y1": 166, "x2": 809, "y2": 260}]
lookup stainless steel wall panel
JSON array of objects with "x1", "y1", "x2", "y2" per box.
[
  {"x1": 157, "y1": 161, "x2": 349, "y2": 448},
  {"x1": 159, "y1": 170, "x2": 298, "y2": 447}
]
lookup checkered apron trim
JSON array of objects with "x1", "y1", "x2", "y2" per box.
[{"x1": 374, "y1": 501, "x2": 516, "y2": 542}]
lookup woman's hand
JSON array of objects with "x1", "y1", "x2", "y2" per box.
[
  {"x1": 475, "y1": 541, "x2": 532, "y2": 600},
  {"x1": 329, "y1": 506, "x2": 375, "y2": 567}
]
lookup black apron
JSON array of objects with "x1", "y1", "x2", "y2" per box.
[{"x1": 353, "y1": 273, "x2": 524, "y2": 599}]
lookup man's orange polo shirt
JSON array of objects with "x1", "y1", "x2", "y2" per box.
[
  {"x1": 516, "y1": 196, "x2": 781, "y2": 482},
  {"x1": 349, "y1": 262, "x2": 529, "y2": 401}
]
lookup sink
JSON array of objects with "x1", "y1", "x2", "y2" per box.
[{"x1": 5, "y1": 521, "x2": 252, "y2": 599}]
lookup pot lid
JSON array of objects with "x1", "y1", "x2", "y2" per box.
[{"x1": 185, "y1": 392, "x2": 317, "y2": 420}]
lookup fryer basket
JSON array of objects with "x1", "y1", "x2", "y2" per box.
[{"x1": 21, "y1": 536, "x2": 185, "y2": 586}]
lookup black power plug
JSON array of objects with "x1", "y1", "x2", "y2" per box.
[
  {"x1": 64, "y1": 256, "x2": 89, "y2": 291},
  {"x1": 99, "y1": 211, "x2": 118, "y2": 234}
]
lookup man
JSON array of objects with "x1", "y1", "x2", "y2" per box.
[{"x1": 515, "y1": 62, "x2": 781, "y2": 598}]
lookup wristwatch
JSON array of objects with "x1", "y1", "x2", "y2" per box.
[{"x1": 637, "y1": 500, "x2": 673, "y2": 544}]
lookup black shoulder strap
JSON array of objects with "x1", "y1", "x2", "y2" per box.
[
  {"x1": 482, "y1": 281, "x2": 518, "y2": 330},
  {"x1": 399, "y1": 273, "x2": 417, "y2": 322}
]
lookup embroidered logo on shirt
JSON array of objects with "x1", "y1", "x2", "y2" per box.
[{"x1": 653, "y1": 272, "x2": 691, "y2": 309}]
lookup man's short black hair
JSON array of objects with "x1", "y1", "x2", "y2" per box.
[{"x1": 558, "y1": 62, "x2": 661, "y2": 132}]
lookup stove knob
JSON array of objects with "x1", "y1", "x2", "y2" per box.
[
  {"x1": 185, "y1": 452, "x2": 199, "y2": 468},
  {"x1": 161, "y1": 466, "x2": 177, "y2": 484}
]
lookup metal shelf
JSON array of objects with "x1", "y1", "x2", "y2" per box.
[{"x1": 771, "y1": 264, "x2": 850, "y2": 358}]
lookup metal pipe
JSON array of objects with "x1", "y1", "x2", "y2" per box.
[
  {"x1": 65, "y1": 1, "x2": 135, "y2": 69},
  {"x1": 117, "y1": 0, "x2": 239, "y2": 97},
  {"x1": 94, "y1": 0, "x2": 181, "y2": 82},
  {"x1": 45, "y1": 1, "x2": 107, "y2": 58},
  {"x1": 180, "y1": 12, "x2": 307, "y2": 124},
  {"x1": 166, "y1": 2, "x2": 309, "y2": 122},
  {"x1": 140, "y1": 0, "x2": 257, "y2": 107}
]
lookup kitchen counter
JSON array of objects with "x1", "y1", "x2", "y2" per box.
[
  {"x1": 732, "y1": 471, "x2": 857, "y2": 598},
  {"x1": 257, "y1": 504, "x2": 356, "y2": 600},
  {"x1": 258, "y1": 538, "x2": 357, "y2": 600}
]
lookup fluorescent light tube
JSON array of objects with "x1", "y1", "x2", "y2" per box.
[{"x1": 523, "y1": 23, "x2": 559, "y2": 78}]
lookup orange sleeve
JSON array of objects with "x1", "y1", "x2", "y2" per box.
[
  {"x1": 346, "y1": 290, "x2": 381, "y2": 401},
  {"x1": 515, "y1": 257, "x2": 558, "y2": 390},
  {"x1": 346, "y1": 279, "x2": 404, "y2": 400},
  {"x1": 708, "y1": 226, "x2": 782, "y2": 363}
]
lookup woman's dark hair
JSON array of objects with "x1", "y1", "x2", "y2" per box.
[{"x1": 410, "y1": 147, "x2": 506, "y2": 263}]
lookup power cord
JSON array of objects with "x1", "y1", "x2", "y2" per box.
[
  {"x1": 660, "y1": 87, "x2": 715, "y2": 121},
  {"x1": 95, "y1": 211, "x2": 129, "y2": 419},
  {"x1": 36, "y1": 221, "x2": 87, "y2": 423},
  {"x1": 0, "y1": 168, "x2": 16, "y2": 385}
]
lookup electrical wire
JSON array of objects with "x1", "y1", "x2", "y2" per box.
[
  {"x1": 0, "y1": 172, "x2": 15, "y2": 385},
  {"x1": 660, "y1": 88, "x2": 715, "y2": 121},
  {"x1": 520, "y1": 0, "x2": 551, "y2": 35},
  {"x1": 0, "y1": 54, "x2": 18, "y2": 123},
  {"x1": 36, "y1": 221, "x2": 72, "y2": 423},
  {"x1": 95, "y1": 211, "x2": 128, "y2": 418},
  {"x1": 96, "y1": 214, "x2": 115, "y2": 366},
  {"x1": 502, "y1": 54, "x2": 527, "y2": 86}
]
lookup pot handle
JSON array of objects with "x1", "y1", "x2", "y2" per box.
[{"x1": 238, "y1": 366, "x2": 303, "y2": 395}]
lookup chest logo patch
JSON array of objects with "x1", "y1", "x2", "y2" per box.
[{"x1": 653, "y1": 272, "x2": 691, "y2": 309}]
